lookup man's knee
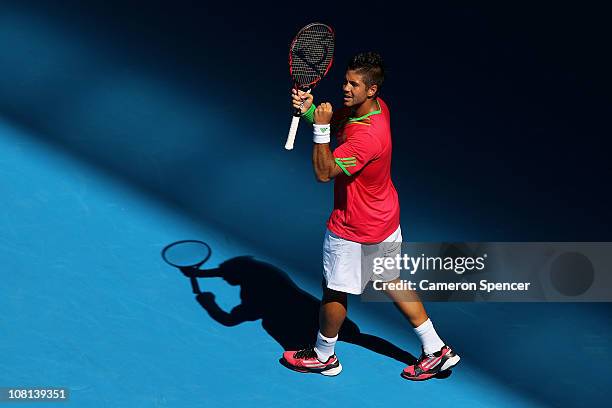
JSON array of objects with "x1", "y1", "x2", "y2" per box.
[{"x1": 321, "y1": 282, "x2": 348, "y2": 305}]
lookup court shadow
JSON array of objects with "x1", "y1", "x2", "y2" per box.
[{"x1": 182, "y1": 255, "x2": 419, "y2": 366}]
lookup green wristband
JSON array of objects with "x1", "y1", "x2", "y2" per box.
[{"x1": 302, "y1": 104, "x2": 316, "y2": 124}]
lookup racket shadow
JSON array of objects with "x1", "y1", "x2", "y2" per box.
[{"x1": 183, "y1": 255, "x2": 419, "y2": 366}]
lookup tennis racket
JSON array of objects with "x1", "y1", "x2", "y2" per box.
[
  {"x1": 161, "y1": 240, "x2": 211, "y2": 294},
  {"x1": 285, "y1": 22, "x2": 335, "y2": 150}
]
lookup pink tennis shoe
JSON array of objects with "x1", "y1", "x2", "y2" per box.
[
  {"x1": 281, "y1": 347, "x2": 343, "y2": 376},
  {"x1": 401, "y1": 345, "x2": 460, "y2": 381}
]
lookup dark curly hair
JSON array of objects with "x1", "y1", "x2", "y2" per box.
[{"x1": 347, "y1": 52, "x2": 385, "y2": 97}]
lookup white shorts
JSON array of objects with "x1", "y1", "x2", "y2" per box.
[{"x1": 322, "y1": 225, "x2": 402, "y2": 295}]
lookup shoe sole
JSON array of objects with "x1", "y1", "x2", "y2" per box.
[
  {"x1": 279, "y1": 358, "x2": 343, "y2": 377},
  {"x1": 321, "y1": 363, "x2": 342, "y2": 376},
  {"x1": 401, "y1": 355, "x2": 461, "y2": 381},
  {"x1": 440, "y1": 355, "x2": 460, "y2": 371}
]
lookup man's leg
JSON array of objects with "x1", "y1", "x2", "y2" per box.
[
  {"x1": 279, "y1": 281, "x2": 347, "y2": 377},
  {"x1": 319, "y1": 285, "x2": 348, "y2": 337},
  {"x1": 280, "y1": 229, "x2": 358, "y2": 376},
  {"x1": 383, "y1": 279, "x2": 444, "y2": 352},
  {"x1": 382, "y1": 278, "x2": 460, "y2": 380},
  {"x1": 279, "y1": 285, "x2": 345, "y2": 376},
  {"x1": 383, "y1": 279, "x2": 428, "y2": 327},
  {"x1": 313, "y1": 285, "x2": 347, "y2": 362}
]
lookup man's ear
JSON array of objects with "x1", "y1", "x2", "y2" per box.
[{"x1": 367, "y1": 84, "x2": 378, "y2": 98}]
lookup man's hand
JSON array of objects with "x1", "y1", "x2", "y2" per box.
[
  {"x1": 314, "y1": 103, "x2": 333, "y2": 124},
  {"x1": 291, "y1": 89, "x2": 314, "y2": 114}
]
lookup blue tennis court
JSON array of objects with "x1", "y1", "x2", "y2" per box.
[{"x1": 2, "y1": 122, "x2": 610, "y2": 406}]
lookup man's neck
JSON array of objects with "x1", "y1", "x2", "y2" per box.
[{"x1": 352, "y1": 98, "x2": 379, "y2": 118}]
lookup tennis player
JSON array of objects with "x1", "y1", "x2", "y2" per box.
[{"x1": 281, "y1": 52, "x2": 460, "y2": 380}]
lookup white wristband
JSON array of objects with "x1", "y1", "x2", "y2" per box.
[{"x1": 313, "y1": 124, "x2": 331, "y2": 144}]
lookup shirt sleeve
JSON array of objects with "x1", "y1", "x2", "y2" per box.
[{"x1": 332, "y1": 128, "x2": 381, "y2": 176}]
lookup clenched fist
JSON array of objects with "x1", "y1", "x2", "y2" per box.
[{"x1": 314, "y1": 102, "x2": 333, "y2": 124}]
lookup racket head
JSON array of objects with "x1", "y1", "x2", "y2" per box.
[
  {"x1": 161, "y1": 240, "x2": 212, "y2": 268},
  {"x1": 289, "y1": 22, "x2": 335, "y2": 89}
]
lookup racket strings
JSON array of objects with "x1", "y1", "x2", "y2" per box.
[{"x1": 290, "y1": 25, "x2": 334, "y2": 87}]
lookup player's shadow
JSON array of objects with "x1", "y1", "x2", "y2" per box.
[{"x1": 182, "y1": 256, "x2": 421, "y2": 366}]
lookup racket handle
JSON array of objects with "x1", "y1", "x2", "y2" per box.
[
  {"x1": 285, "y1": 114, "x2": 300, "y2": 150},
  {"x1": 190, "y1": 276, "x2": 201, "y2": 294}
]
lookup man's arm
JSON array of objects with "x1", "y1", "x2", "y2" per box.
[
  {"x1": 312, "y1": 102, "x2": 342, "y2": 183},
  {"x1": 313, "y1": 143, "x2": 342, "y2": 183},
  {"x1": 196, "y1": 293, "x2": 259, "y2": 326}
]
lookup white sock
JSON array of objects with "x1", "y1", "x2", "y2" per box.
[
  {"x1": 414, "y1": 319, "x2": 445, "y2": 355},
  {"x1": 314, "y1": 331, "x2": 338, "y2": 362}
]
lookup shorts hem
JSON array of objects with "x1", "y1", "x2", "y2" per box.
[
  {"x1": 324, "y1": 281, "x2": 364, "y2": 295},
  {"x1": 371, "y1": 271, "x2": 401, "y2": 283}
]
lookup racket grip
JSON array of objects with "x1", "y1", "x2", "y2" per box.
[
  {"x1": 190, "y1": 276, "x2": 201, "y2": 294},
  {"x1": 285, "y1": 115, "x2": 301, "y2": 150}
]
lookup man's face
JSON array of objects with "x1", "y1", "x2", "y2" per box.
[{"x1": 342, "y1": 70, "x2": 375, "y2": 107}]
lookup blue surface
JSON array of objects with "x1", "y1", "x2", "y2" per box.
[
  {"x1": 0, "y1": 122, "x2": 503, "y2": 406},
  {"x1": 1, "y1": 119, "x2": 611, "y2": 407}
]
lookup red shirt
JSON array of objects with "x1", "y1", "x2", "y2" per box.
[{"x1": 327, "y1": 98, "x2": 400, "y2": 244}]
